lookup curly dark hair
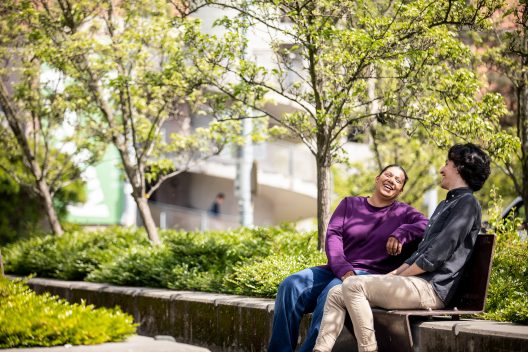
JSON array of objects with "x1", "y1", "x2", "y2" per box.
[{"x1": 448, "y1": 143, "x2": 491, "y2": 191}]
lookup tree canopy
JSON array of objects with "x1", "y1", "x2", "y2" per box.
[
  {"x1": 195, "y1": 0, "x2": 517, "y2": 248},
  {"x1": 0, "y1": 0, "x2": 237, "y2": 243}
]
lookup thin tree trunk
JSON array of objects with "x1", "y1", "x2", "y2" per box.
[
  {"x1": 316, "y1": 157, "x2": 332, "y2": 251},
  {"x1": 520, "y1": 14, "x2": 528, "y2": 226},
  {"x1": 135, "y1": 195, "x2": 161, "y2": 245},
  {"x1": 37, "y1": 179, "x2": 63, "y2": 236},
  {"x1": 518, "y1": 80, "x2": 528, "y2": 226},
  {"x1": 0, "y1": 249, "x2": 4, "y2": 277},
  {"x1": 519, "y1": 79, "x2": 528, "y2": 224}
]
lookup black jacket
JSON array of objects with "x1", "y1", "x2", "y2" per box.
[{"x1": 405, "y1": 187, "x2": 481, "y2": 304}]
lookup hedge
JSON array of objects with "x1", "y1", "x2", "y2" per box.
[
  {"x1": 0, "y1": 277, "x2": 136, "y2": 348},
  {"x1": 3, "y1": 224, "x2": 527, "y2": 324}
]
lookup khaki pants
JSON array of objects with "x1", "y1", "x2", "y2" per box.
[{"x1": 314, "y1": 275, "x2": 444, "y2": 352}]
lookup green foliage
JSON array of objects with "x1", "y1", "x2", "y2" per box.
[
  {"x1": 4, "y1": 227, "x2": 149, "y2": 280},
  {"x1": 0, "y1": 278, "x2": 136, "y2": 348},
  {"x1": 0, "y1": 157, "x2": 86, "y2": 245},
  {"x1": 484, "y1": 239, "x2": 528, "y2": 324},
  {"x1": 225, "y1": 251, "x2": 325, "y2": 297},
  {"x1": 480, "y1": 193, "x2": 528, "y2": 324},
  {"x1": 86, "y1": 226, "x2": 315, "y2": 294},
  {"x1": 199, "y1": 0, "x2": 516, "y2": 248},
  {"x1": 4, "y1": 226, "x2": 322, "y2": 297},
  {"x1": 481, "y1": 1, "x2": 528, "y2": 225},
  {"x1": 5, "y1": 224, "x2": 527, "y2": 323},
  {"x1": 0, "y1": 171, "x2": 42, "y2": 245},
  {"x1": 0, "y1": 0, "x2": 105, "y2": 235},
  {"x1": 0, "y1": 0, "x2": 243, "y2": 243}
]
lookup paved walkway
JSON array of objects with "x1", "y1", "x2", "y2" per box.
[{"x1": 1, "y1": 336, "x2": 211, "y2": 352}]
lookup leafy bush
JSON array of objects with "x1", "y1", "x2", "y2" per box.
[
  {"x1": 225, "y1": 251, "x2": 326, "y2": 297},
  {"x1": 7, "y1": 222, "x2": 525, "y2": 324},
  {"x1": 481, "y1": 194, "x2": 528, "y2": 324},
  {"x1": 483, "y1": 238, "x2": 528, "y2": 324},
  {"x1": 0, "y1": 277, "x2": 136, "y2": 348},
  {"x1": 4, "y1": 225, "x2": 321, "y2": 296},
  {"x1": 86, "y1": 226, "x2": 315, "y2": 293},
  {"x1": 4, "y1": 227, "x2": 149, "y2": 280},
  {"x1": 0, "y1": 174, "x2": 42, "y2": 245}
]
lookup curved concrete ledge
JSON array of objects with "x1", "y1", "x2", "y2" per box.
[{"x1": 11, "y1": 276, "x2": 528, "y2": 352}]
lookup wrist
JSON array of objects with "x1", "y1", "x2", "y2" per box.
[{"x1": 341, "y1": 271, "x2": 355, "y2": 280}]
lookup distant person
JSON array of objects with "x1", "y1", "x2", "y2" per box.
[
  {"x1": 209, "y1": 193, "x2": 225, "y2": 216},
  {"x1": 268, "y1": 165, "x2": 428, "y2": 352},
  {"x1": 314, "y1": 143, "x2": 491, "y2": 352}
]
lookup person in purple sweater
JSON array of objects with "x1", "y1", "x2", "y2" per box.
[{"x1": 268, "y1": 165, "x2": 428, "y2": 352}]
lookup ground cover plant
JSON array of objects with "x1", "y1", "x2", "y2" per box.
[
  {"x1": 0, "y1": 277, "x2": 136, "y2": 348},
  {"x1": 2, "y1": 223, "x2": 527, "y2": 324},
  {"x1": 480, "y1": 203, "x2": 528, "y2": 324}
]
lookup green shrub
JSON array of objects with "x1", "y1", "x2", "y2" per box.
[
  {"x1": 4, "y1": 227, "x2": 149, "y2": 280},
  {"x1": 481, "y1": 194, "x2": 528, "y2": 324},
  {"x1": 86, "y1": 227, "x2": 286, "y2": 292},
  {"x1": 4, "y1": 225, "x2": 321, "y2": 295},
  {"x1": 483, "y1": 238, "x2": 528, "y2": 324},
  {"x1": 0, "y1": 277, "x2": 136, "y2": 348},
  {"x1": 225, "y1": 251, "x2": 326, "y2": 297}
]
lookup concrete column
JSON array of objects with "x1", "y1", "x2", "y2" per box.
[{"x1": 236, "y1": 118, "x2": 254, "y2": 227}]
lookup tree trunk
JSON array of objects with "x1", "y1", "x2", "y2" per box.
[
  {"x1": 135, "y1": 195, "x2": 161, "y2": 245},
  {"x1": 0, "y1": 80, "x2": 63, "y2": 235},
  {"x1": 316, "y1": 157, "x2": 332, "y2": 251},
  {"x1": 0, "y1": 249, "x2": 4, "y2": 277},
  {"x1": 37, "y1": 179, "x2": 63, "y2": 236},
  {"x1": 519, "y1": 79, "x2": 528, "y2": 226},
  {"x1": 519, "y1": 14, "x2": 528, "y2": 226}
]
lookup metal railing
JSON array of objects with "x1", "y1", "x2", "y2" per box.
[
  {"x1": 148, "y1": 201, "x2": 240, "y2": 232},
  {"x1": 208, "y1": 141, "x2": 317, "y2": 185}
]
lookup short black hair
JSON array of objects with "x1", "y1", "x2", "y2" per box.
[
  {"x1": 448, "y1": 143, "x2": 491, "y2": 191},
  {"x1": 217, "y1": 193, "x2": 225, "y2": 199},
  {"x1": 379, "y1": 164, "x2": 409, "y2": 187}
]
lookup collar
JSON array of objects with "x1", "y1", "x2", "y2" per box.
[{"x1": 446, "y1": 187, "x2": 472, "y2": 201}]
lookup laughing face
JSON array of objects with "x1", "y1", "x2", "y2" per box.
[
  {"x1": 375, "y1": 167, "x2": 405, "y2": 200},
  {"x1": 439, "y1": 159, "x2": 459, "y2": 190}
]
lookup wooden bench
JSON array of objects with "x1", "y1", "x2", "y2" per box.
[{"x1": 333, "y1": 234, "x2": 496, "y2": 352}]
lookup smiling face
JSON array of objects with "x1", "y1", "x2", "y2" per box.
[
  {"x1": 440, "y1": 159, "x2": 461, "y2": 190},
  {"x1": 374, "y1": 166, "x2": 405, "y2": 201}
]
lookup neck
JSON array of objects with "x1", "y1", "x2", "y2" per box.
[
  {"x1": 368, "y1": 193, "x2": 396, "y2": 208},
  {"x1": 448, "y1": 180, "x2": 469, "y2": 191}
]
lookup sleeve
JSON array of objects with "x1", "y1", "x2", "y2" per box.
[
  {"x1": 390, "y1": 206, "x2": 428, "y2": 244},
  {"x1": 325, "y1": 198, "x2": 355, "y2": 278},
  {"x1": 413, "y1": 198, "x2": 479, "y2": 272}
]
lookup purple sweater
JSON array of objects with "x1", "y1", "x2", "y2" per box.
[{"x1": 322, "y1": 196, "x2": 428, "y2": 277}]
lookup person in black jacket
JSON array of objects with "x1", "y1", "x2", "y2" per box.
[
  {"x1": 313, "y1": 143, "x2": 491, "y2": 352},
  {"x1": 208, "y1": 193, "x2": 225, "y2": 216}
]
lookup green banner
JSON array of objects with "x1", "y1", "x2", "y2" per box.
[{"x1": 66, "y1": 146, "x2": 125, "y2": 225}]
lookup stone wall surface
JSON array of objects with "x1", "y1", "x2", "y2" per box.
[{"x1": 15, "y1": 277, "x2": 528, "y2": 352}]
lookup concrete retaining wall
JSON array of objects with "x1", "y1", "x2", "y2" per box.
[{"x1": 18, "y1": 277, "x2": 528, "y2": 352}]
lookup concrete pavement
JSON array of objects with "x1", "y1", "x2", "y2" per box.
[{"x1": 0, "y1": 336, "x2": 211, "y2": 352}]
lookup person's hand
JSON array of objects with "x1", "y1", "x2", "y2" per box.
[
  {"x1": 341, "y1": 271, "x2": 355, "y2": 281},
  {"x1": 389, "y1": 263, "x2": 409, "y2": 275},
  {"x1": 386, "y1": 236, "x2": 402, "y2": 256}
]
